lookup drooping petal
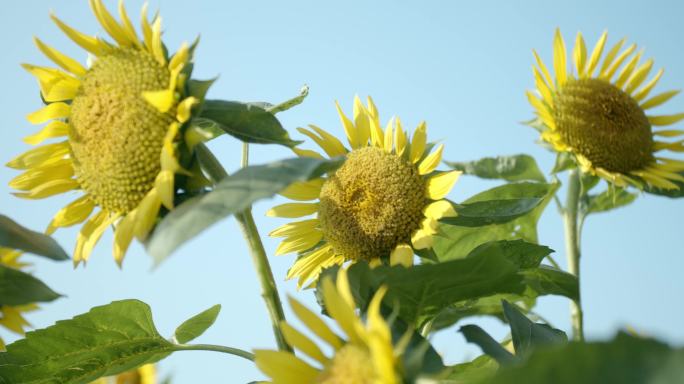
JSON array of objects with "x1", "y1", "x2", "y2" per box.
[
  {"x1": 266, "y1": 203, "x2": 319, "y2": 218},
  {"x1": 254, "y1": 350, "x2": 319, "y2": 383},
  {"x1": 47, "y1": 195, "x2": 95, "y2": 235},
  {"x1": 280, "y1": 322, "x2": 329, "y2": 365},
  {"x1": 113, "y1": 210, "x2": 137, "y2": 266},
  {"x1": 23, "y1": 121, "x2": 69, "y2": 145},
  {"x1": 390, "y1": 244, "x2": 413, "y2": 267},
  {"x1": 288, "y1": 295, "x2": 343, "y2": 349},
  {"x1": 280, "y1": 178, "x2": 325, "y2": 201},
  {"x1": 26, "y1": 102, "x2": 70, "y2": 124},
  {"x1": 275, "y1": 230, "x2": 322, "y2": 256}
]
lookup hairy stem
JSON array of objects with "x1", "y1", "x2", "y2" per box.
[{"x1": 563, "y1": 169, "x2": 584, "y2": 341}]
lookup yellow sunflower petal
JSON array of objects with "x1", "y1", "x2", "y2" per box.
[
  {"x1": 573, "y1": 32, "x2": 587, "y2": 77},
  {"x1": 74, "y1": 210, "x2": 118, "y2": 265},
  {"x1": 336, "y1": 101, "x2": 360, "y2": 149},
  {"x1": 141, "y1": 3, "x2": 155, "y2": 52},
  {"x1": 353, "y1": 95, "x2": 371, "y2": 148},
  {"x1": 293, "y1": 148, "x2": 324, "y2": 159},
  {"x1": 625, "y1": 58, "x2": 653, "y2": 94},
  {"x1": 390, "y1": 244, "x2": 413, "y2": 267},
  {"x1": 601, "y1": 43, "x2": 636, "y2": 81},
  {"x1": 418, "y1": 144, "x2": 444, "y2": 175},
  {"x1": 154, "y1": 171, "x2": 175, "y2": 210},
  {"x1": 23, "y1": 121, "x2": 69, "y2": 145},
  {"x1": 394, "y1": 118, "x2": 408, "y2": 157},
  {"x1": 410, "y1": 228, "x2": 433, "y2": 250},
  {"x1": 13, "y1": 179, "x2": 79, "y2": 200},
  {"x1": 266, "y1": 203, "x2": 319, "y2": 218},
  {"x1": 299, "y1": 125, "x2": 347, "y2": 157},
  {"x1": 9, "y1": 159, "x2": 72, "y2": 191},
  {"x1": 423, "y1": 199, "x2": 457, "y2": 220},
  {"x1": 586, "y1": 30, "x2": 608, "y2": 77},
  {"x1": 280, "y1": 178, "x2": 325, "y2": 201},
  {"x1": 33, "y1": 37, "x2": 87, "y2": 77},
  {"x1": 143, "y1": 89, "x2": 176, "y2": 113},
  {"x1": 275, "y1": 230, "x2": 322, "y2": 256},
  {"x1": 532, "y1": 50, "x2": 554, "y2": 90},
  {"x1": 640, "y1": 90, "x2": 680, "y2": 110},
  {"x1": 322, "y1": 277, "x2": 362, "y2": 344},
  {"x1": 615, "y1": 50, "x2": 643, "y2": 89},
  {"x1": 50, "y1": 13, "x2": 105, "y2": 55},
  {"x1": 89, "y1": 0, "x2": 131, "y2": 46},
  {"x1": 383, "y1": 117, "x2": 394, "y2": 153},
  {"x1": 599, "y1": 37, "x2": 625, "y2": 76},
  {"x1": 280, "y1": 322, "x2": 329, "y2": 365},
  {"x1": 151, "y1": 17, "x2": 166, "y2": 65},
  {"x1": 633, "y1": 68, "x2": 664, "y2": 102},
  {"x1": 6, "y1": 141, "x2": 70, "y2": 170},
  {"x1": 553, "y1": 29, "x2": 567, "y2": 86},
  {"x1": 26, "y1": 102, "x2": 70, "y2": 125},
  {"x1": 409, "y1": 121, "x2": 427, "y2": 164},
  {"x1": 288, "y1": 295, "x2": 343, "y2": 349},
  {"x1": 113, "y1": 210, "x2": 137, "y2": 266},
  {"x1": 648, "y1": 113, "x2": 684, "y2": 126},
  {"x1": 254, "y1": 350, "x2": 319, "y2": 383},
  {"x1": 269, "y1": 219, "x2": 319, "y2": 238},
  {"x1": 654, "y1": 130, "x2": 684, "y2": 138},
  {"x1": 176, "y1": 96, "x2": 198, "y2": 123},
  {"x1": 133, "y1": 189, "x2": 162, "y2": 241},
  {"x1": 117, "y1": 0, "x2": 142, "y2": 48},
  {"x1": 426, "y1": 170, "x2": 462, "y2": 200},
  {"x1": 47, "y1": 196, "x2": 95, "y2": 235}
]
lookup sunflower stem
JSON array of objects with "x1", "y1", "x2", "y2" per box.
[
  {"x1": 563, "y1": 169, "x2": 584, "y2": 341},
  {"x1": 236, "y1": 142, "x2": 292, "y2": 352},
  {"x1": 174, "y1": 343, "x2": 255, "y2": 361}
]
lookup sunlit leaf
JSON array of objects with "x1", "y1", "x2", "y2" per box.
[{"x1": 446, "y1": 154, "x2": 545, "y2": 182}]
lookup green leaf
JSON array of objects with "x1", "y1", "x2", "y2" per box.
[
  {"x1": 521, "y1": 266, "x2": 579, "y2": 302},
  {"x1": 446, "y1": 154, "x2": 545, "y2": 182},
  {"x1": 147, "y1": 157, "x2": 343, "y2": 264},
  {"x1": 174, "y1": 304, "x2": 221, "y2": 344},
  {"x1": 466, "y1": 240, "x2": 552, "y2": 269},
  {"x1": 318, "y1": 249, "x2": 528, "y2": 328},
  {"x1": 0, "y1": 300, "x2": 174, "y2": 384},
  {"x1": 459, "y1": 325, "x2": 516, "y2": 365},
  {"x1": 581, "y1": 187, "x2": 638, "y2": 215},
  {"x1": 199, "y1": 100, "x2": 301, "y2": 147},
  {"x1": 429, "y1": 293, "x2": 534, "y2": 331},
  {"x1": 443, "y1": 197, "x2": 544, "y2": 227},
  {"x1": 186, "y1": 78, "x2": 216, "y2": 105},
  {"x1": 0, "y1": 264, "x2": 62, "y2": 306},
  {"x1": 488, "y1": 333, "x2": 684, "y2": 384},
  {"x1": 265, "y1": 85, "x2": 309, "y2": 114},
  {"x1": 438, "y1": 355, "x2": 498, "y2": 384},
  {"x1": 0, "y1": 214, "x2": 68, "y2": 261},
  {"x1": 551, "y1": 152, "x2": 576, "y2": 174},
  {"x1": 501, "y1": 300, "x2": 567, "y2": 357},
  {"x1": 389, "y1": 315, "x2": 445, "y2": 381},
  {"x1": 432, "y1": 182, "x2": 556, "y2": 261}
]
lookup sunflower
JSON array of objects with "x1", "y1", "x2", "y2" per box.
[
  {"x1": 91, "y1": 364, "x2": 157, "y2": 384},
  {"x1": 8, "y1": 0, "x2": 203, "y2": 266},
  {"x1": 527, "y1": 29, "x2": 684, "y2": 189},
  {"x1": 0, "y1": 248, "x2": 38, "y2": 350},
  {"x1": 255, "y1": 268, "x2": 405, "y2": 383},
  {"x1": 267, "y1": 96, "x2": 461, "y2": 287}
]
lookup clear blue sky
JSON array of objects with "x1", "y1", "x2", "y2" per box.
[{"x1": 2, "y1": 1, "x2": 684, "y2": 382}]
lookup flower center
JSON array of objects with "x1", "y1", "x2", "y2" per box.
[
  {"x1": 553, "y1": 78, "x2": 654, "y2": 173},
  {"x1": 69, "y1": 48, "x2": 175, "y2": 213},
  {"x1": 318, "y1": 146, "x2": 426, "y2": 261},
  {"x1": 317, "y1": 345, "x2": 376, "y2": 384}
]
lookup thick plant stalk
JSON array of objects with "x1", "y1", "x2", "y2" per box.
[
  {"x1": 563, "y1": 169, "x2": 584, "y2": 341},
  {"x1": 198, "y1": 143, "x2": 291, "y2": 352}
]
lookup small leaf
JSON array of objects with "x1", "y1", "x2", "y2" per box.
[
  {"x1": 432, "y1": 182, "x2": 558, "y2": 261},
  {"x1": 0, "y1": 215, "x2": 68, "y2": 261},
  {"x1": 147, "y1": 157, "x2": 343, "y2": 264},
  {"x1": 522, "y1": 266, "x2": 579, "y2": 302},
  {"x1": 0, "y1": 264, "x2": 62, "y2": 306},
  {"x1": 489, "y1": 332, "x2": 684, "y2": 384},
  {"x1": 443, "y1": 198, "x2": 545, "y2": 227},
  {"x1": 460, "y1": 324, "x2": 517, "y2": 365},
  {"x1": 466, "y1": 240, "x2": 553, "y2": 269},
  {"x1": 199, "y1": 100, "x2": 301, "y2": 147},
  {"x1": 265, "y1": 85, "x2": 309, "y2": 114},
  {"x1": 582, "y1": 187, "x2": 638, "y2": 215},
  {"x1": 186, "y1": 78, "x2": 216, "y2": 105},
  {"x1": 174, "y1": 304, "x2": 221, "y2": 344},
  {"x1": 446, "y1": 154, "x2": 545, "y2": 182},
  {"x1": 0, "y1": 300, "x2": 175, "y2": 384},
  {"x1": 551, "y1": 152, "x2": 576, "y2": 174},
  {"x1": 501, "y1": 300, "x2": 567, "y2": 357},
  {"x1": 440, "y1": 354, "x2": 498, "y2": 383}
]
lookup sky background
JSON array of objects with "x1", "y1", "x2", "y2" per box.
[{"x1": 2, "y1": 0, "x2": 684, "y2": 382}]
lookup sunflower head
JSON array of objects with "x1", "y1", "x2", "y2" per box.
[
  {"x1": 0, "y1": 248, "x2": 38, "y2": 350},
  {"x1": 8, "y1": 0, "x2": 209, "y2": 266},
  {"x1": 527, "y1": 29, "x2": 684, "y2": 189},
  {"x1": 254, "y1": 269, "x2": 404, "y2": 383},
  {"x1": 267, "y1": 96, "x2": 461, "y2": 287}
]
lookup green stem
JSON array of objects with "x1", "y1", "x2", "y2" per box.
[
  {"x1": 197, "y1": 143, "x2": 291, "y2": 352},
  {"x1": 174, "y1": 343, "x2": 255, "y2": 361},
  {"x1": 563, "y1": 169, "x2": 584, "y2": 341}
]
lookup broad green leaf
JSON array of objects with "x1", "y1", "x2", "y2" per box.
[
  {"x1": 0, "y1": 264, "x2": 62, "y2": 306},
  {"x1": 488, "y1": 333, "x2": 684, "y2": 384},
  {"x1": 438, "y1": 355, "x2": 498, "y2": 384},
  {"x1": 199, "y1": 100, "x2": 301, "y2": 147},
  {"x1": 0, "y1": 215, "x2": 68, "y2": 261},
  {"x1": 147, "y1": 157, "x2": 343, "y2": 264},
  {"x1": 443, "y1": 198, "x2": 544, "y2": 227},
  {"x1": 446, "y1": 154, "x2": 545, "y2": 182},
  {"x1": 459, "y1": 325, "x2": 516, "y2": 365},
  {"x1": 466, "y1": 240, "x2": 552, "y2": 269},
  {"x1": 521, "y1": 266, "x2": 579, "y2": 302},
  {"x1": 432, "y1": 182, "x2": 558, "y2": 261},
  {"x1": 318, "y1": 250, "x2": 527, "y2": 328},
  {"x1": 186, "y1": 78, "x2": 216, "y2": 106},
  {"x1": 0, "y1": 300, "x2": 174, "y2": 384},
  {"x1": 429, "y1": 293, "x2": 534, "y2": 331},
  {"x1": 581, "y1": 187, "x2": 638, "y2": 215},
  {"x1": 501, "y1": 300, "x2": 567, "y2": 357},
  {"x1": 174, "y1": 304, "x2": 221, "y2": 344}
]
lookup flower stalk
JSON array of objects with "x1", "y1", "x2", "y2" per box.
[{"x1": 563, "y1": 168, "x2": 584, "y2": 341}]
